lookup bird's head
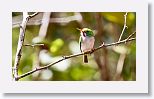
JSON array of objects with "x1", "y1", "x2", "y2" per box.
[{"x1": 77, "y1": 28, "x2": 94, "y2": 37}]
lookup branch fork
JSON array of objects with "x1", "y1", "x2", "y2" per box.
[
  {"x1": 13, "y1": 12, "x2": 39, "y2": 81},
  {"x1": 13, "y1": 12, "x2": 136, "y2": 81},
  {"x1": 118, "y1": 12, "x2": 128, "y2": 41}
]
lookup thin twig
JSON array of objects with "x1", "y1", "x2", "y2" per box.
[
  {"x1": 13, "y1": 12, "x2": 38, "y2": 81},
  {"x1": 24, "y1": 44, "x2": 44, "y2": 48},
  {"x1": 16, "y1": 37, "x2": 135, "y2": 80},
  {"x1": 125, "y1": 31, "x2": 136, "y2": 43},
  {"x1": 28, "y1": 12, "x2": 39, "y2": 18},
  {"x1": 118, "y1": 12, "x2": 128, "y2": 41}
]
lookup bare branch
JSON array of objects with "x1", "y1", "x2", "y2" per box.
[
  {"x1": 13, "y1": 12, "x2": 38, "y2": 81},
  {"x1": 38, "y1": 12, "x2": 51, "y2": 38},
  {"x1": 32, "y1": 12, "x2": 51, "y2": 79},
  {"x1": 118, "y1": 12, "x2": 128, "y2": 41},
  {"x1": 24, "y1": 44, "x2": 44, "y2": 48},
  {"x1": 13, "y1": 12, "x2": 135, "y2": 81},
  {"x1": 16, "y1": 37, "x2": 135, "y2": 80},
  {"x1": 12, "y1": 13, "x2": 82, "y2": 28},
  {"x1": 114, "y1": 53, "x2": 126, "y2": 80},
  {"x1": 125, "y1": 31, "x2": 136, "y2": 43},
  {"x1": 28, "y1": 12, "x2": 39, "y2": 19}
]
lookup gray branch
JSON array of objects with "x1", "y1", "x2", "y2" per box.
[
  {"x1": 13, "y1": 12, "x2": 38, "y2": 81},
  {"x1": 118, "y1": 12, "x2": 128, "y2": 41},
  {"x1": 17, "y1": 37, "x2": 136, "y2": 80}
]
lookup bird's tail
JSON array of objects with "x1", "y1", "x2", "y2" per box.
[{"x1": 83, "y1": 54, "x2": 88, "y2": 63}]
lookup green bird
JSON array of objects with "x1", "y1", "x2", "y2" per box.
[{"x1": 78, "y1": 28, "x2": 95, "y2": 63}]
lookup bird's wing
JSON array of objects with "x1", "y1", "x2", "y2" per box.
[{"x1": 79, "y1": 36, "x2": 82, "y2": 52}]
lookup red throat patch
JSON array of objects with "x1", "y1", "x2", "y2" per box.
[{"x1": 82, "y1": 31, "x2": 86, "y2": 37}]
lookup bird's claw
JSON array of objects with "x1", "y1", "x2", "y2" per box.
[
  {"x1": 101, "y1": 42, "x2": 105, "y2": 46},
  {"x1": 89, "y1": 48, "x2": 95, "y2": 54}
]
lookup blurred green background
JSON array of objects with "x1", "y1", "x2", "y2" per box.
[{"x1": 12, "y1": 12, "x2": 136, "y2": 81}]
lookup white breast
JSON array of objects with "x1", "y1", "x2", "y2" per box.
[{"x1": 81, "y1": 36, "x2": 95, "y2": 52}]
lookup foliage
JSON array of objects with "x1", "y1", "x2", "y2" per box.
[{"x1": 12, "y1": 12, "x2": 136, "y2": 81}]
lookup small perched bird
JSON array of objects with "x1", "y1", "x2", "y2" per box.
[{"x1": 78, "y1": 28, "x2": 95, "y2": 63}]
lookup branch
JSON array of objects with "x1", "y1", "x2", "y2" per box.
[
  {"x1": 24, "y1": 44, "x2": 44, "y2": 48},
  {"x1": 13, "y1": 12, "x2": 38, "y2": 81},
  {"x1": 125, "y1": 31, "x2": 136, "y2": 43},
  {"x1": 114, "y1": 53, "x2": 126, "y2": 80},
  {"x1": 32, "y1": 12, "x2": 51, "y2": 79},
  {"x1": 118, "y1": 12, "x2": 128, "y2": 41},
  {"x1": 28, "y1": 12, "x2": 39, "y2": 18},
  {"x1": 16, "y1": 37, "x2": 135, "y2": 80},
  {"x1": 12, "y1": 13, "x2": 82, "y2": 28}
]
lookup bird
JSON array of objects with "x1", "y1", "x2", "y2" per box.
[{"x1": 78, "y1": 28, "x2": 95, "y2": 63}]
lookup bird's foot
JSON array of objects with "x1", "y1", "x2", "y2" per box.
[{"x1": 89, "y1": 48, "x2": 95, "y2": 54}]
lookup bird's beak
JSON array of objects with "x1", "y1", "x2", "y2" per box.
[
  {"x1": 77, "y1": 28, "x2": 86, "y2": 36},
  {"x1": 77, "y1": 28, "x2": 84, "y2": 35},
  {"x1": 76, "y1": 28, "x2": 82, "y2": 32}
]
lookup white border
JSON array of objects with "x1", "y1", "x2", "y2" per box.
[{"x1": 0, "y1": 0, "x2": 148, "y2": 93}]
